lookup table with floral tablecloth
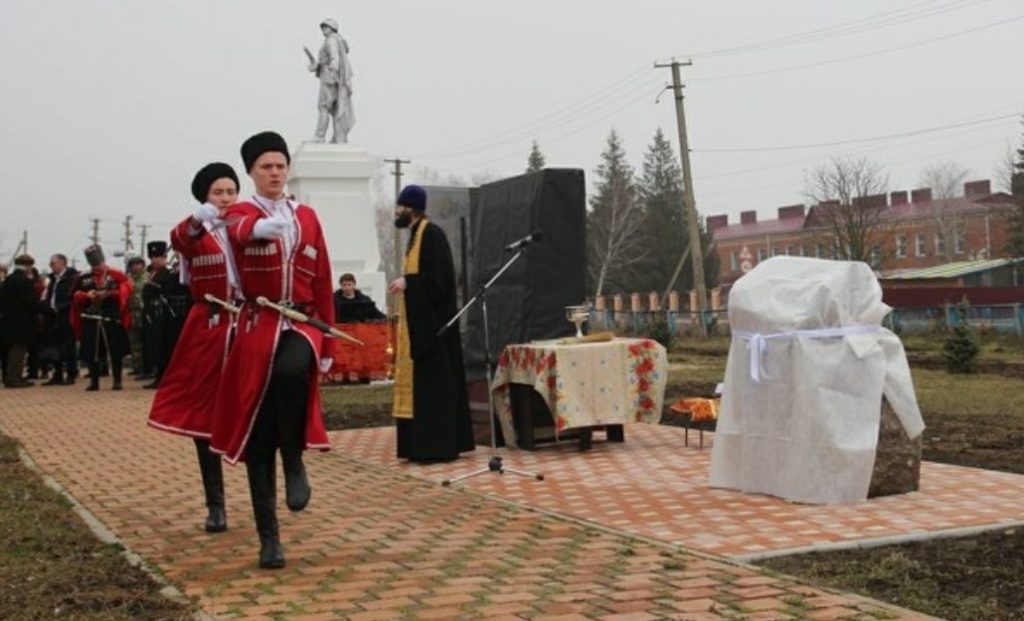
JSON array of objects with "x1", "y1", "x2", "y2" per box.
[{"x1": 492, "y1": 338, "x2": 668, "y2": 448}]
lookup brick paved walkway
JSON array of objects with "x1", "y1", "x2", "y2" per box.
[
  {"x1": 0, "y1": 383, "x2": 943, "y2": 620},
  {"x1": 332, "y1": 426, "x2": 1024, "y2": 560}
]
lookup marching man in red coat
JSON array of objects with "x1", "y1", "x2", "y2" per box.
[
  {"x1": 148, "y1": 162, "x2": 241, "y2": 534},
  {"x1": 210, "y1": 131, "x2": 335, "y2": 569}
]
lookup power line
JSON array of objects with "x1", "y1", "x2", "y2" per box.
[
  {"x1": 428, "y1": 81, "x2": 664, "y2": 169},
  {"x1": 694, "y1": 112, "x2": 1019, "y2": 154},
  {"x1": 411, "y1": 65, "x2": 651, "y2": 159},
  {"x1": 414, "y1": 72, "x2": 658, "y2": 160},
  {"x1": 687, "y1": 12, "x2": 1024, "y2": 83},
  {"x1": 676, "y1": 0, "x2": 993, "y2": 60}
]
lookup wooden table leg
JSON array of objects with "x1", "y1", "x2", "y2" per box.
[
  {"x1": 511, "y1": 385, "x2": 536, "y2": 450},
  {"x1": 607, "y1": 424, "x2": 624, "y2": 442},
  {"x1": 578, "y1": 428, "x2": 593, "y2": 451}
]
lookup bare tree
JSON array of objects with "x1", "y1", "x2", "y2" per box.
[
  {"x1": 588, "y1": 175, "x2": 648, "y2": 297},
  {"x1": 920, "y1": 161, "x2": 970, "y2": 262},
  {"x1": 805, "y1": 156, "x2": 890, "y2": 264},
  {"x1": 370, "y1": 161, "x2": 397, "y2": 284},
  {"x1": 995, "y1": 143, "x2": 1018, "y2": 194}
]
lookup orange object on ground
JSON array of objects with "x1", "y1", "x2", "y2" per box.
[
  {"x1": 670, "y1": 397, "x2": 720, "y2": 422},
  {"x1": 322, "y1": 322, "x2": 393, "y2": 383}
]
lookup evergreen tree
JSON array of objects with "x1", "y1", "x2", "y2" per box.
[
  {"x1": 943, "y1": 300, "x2": 980, "y2": 374},
  {"x1": 635, "y1": 128, "x2": 720, "y2": 296},
  {"x1": 526, "y1": 140, "x2": 546, "y2": 172},
  {"x1": 586, "y1": 130, "x2": 646, "y2": 297},
  {"x1": 1005, "y1": 118, "x2": 1024, "y2": 256},
  {"x1": 636, "y1": 128, "x2": 686, "y2": 294}
]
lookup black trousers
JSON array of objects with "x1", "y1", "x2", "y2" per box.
[
  {"x1": 49, "y1": 321, "x2": 78, "y2": 380},
  {"x1": 246, "y1": 331, "x2": 314, "y2": 464}
]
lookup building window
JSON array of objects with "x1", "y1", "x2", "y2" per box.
[
  {"x1": 785, "y1": 246, "x2": 795, "y2": 256},
  {"x1": 730, "y1": 251, "x2": 739, "y2": 271},
  {"x1": 816, "y1": 244, "x2": 828, "y2": 259},
  {"x1": 869, "y1": 246, "x2": 882, "y2": 268},
  {"x1": 895, "y1": 236, "x2": 907, "y2": 259},
  {"x1": 757, "y1": 248, "x2": 766, "y2": 262},
  {"x1": 915, "y1": 234, "x2": 927, "y2": 257},
  {"x1": 772, "y1": 247, "x2": 782, "y2": 257},
  {"x1": 955, "y1": 230, "x2": 966, "y2": 255},
  {"x1": 800, "y1": 244, "x2": 809, "y2": 257},
  {"x1": 935, "y1": 233, "x2": 946, "y2": 257}
]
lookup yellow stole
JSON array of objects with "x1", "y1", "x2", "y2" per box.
[{"x1": 392, "y1": 218, "x2": 428, "y2": 419}]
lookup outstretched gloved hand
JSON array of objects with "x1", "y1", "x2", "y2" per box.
[
  {"x1": 192, "y1": 202, "x2": 220, "y2": 224},
  {"x1": 252, "y1": 214, "x2": 289, "y2": 240}
]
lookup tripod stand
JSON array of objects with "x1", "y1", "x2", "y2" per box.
[{"x1": 439, "y1": 247, "x2": 544, "y2": 486}]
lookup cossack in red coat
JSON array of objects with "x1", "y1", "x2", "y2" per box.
[
  {"x1": 70, "y1": 267, "x2": 132, "y2": 338},
  {"x1": 210, "y1": 199, "x2": 335, "y2": 464},
  {"x1": 147, "y1": 217, "x2": 236, "y2": 439}
]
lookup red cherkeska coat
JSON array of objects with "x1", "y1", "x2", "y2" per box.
[
  {"x1": 209, "y1": 200, "x2": 335, "y2": 464},
  {"x1": 70, "y1": 267, "x2": 132, "y2": 337},
  {"x1": 147, "y1": 217, "x2": 235, "y2": 439}
]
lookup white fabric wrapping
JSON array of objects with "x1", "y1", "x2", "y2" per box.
[{"x1": 709, "y1": 257, "x2": 924, "y2": 505}]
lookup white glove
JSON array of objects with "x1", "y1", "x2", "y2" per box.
[
  {"x1": 252, "y1": 214, "x2": 288, "y2": 240},
  {"x1": 319, "y1": 358, "x2": 333, "y2": 373},
  {"x1": 192, "y1": 202, "x2": 219, "y2": 224}
]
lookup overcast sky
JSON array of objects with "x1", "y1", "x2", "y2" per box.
[{"x1": 1, "y1": 0, "x2": 1021, "y2": 265}]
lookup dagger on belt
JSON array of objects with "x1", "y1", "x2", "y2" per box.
[{"x1": 255, "y1": 296, "x2": 364, "y2": 345}]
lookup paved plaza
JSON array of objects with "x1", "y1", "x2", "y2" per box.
[{"x1": 0, "y1": 383, "x2": 979, "y2": 620}]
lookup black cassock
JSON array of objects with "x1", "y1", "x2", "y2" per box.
[{"x1": 396, "y1": 221, "x2": 476, "y2": 461}]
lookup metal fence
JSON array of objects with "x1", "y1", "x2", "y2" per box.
[{"x1": 590, "y1": 304, "x2": 1024, "y2": 337}]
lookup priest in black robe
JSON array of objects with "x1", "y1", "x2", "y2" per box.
[{"x1": 389, "y1": 185, "x2": 475, "y2": 462}]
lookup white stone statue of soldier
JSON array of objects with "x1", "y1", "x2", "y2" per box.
[{"x1": 305, "y1": 18, "x2": 355, "y2": 144}]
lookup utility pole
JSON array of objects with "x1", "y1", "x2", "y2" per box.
[
  {"x1": 137, "y1": 224, "x2": 150, "y2": 256},
  {"x1": 655, "y1": 58, "x2": 708, "y2": 337},
  {"x1": 89, "y1": 218, "x2": 101, "y2": 245},
  {"x1": 121, "y1": 215, "x2": 134, "y2": 259},
  {"x1": 384, "y1": 157, "x2": 410, "y2": 315}
]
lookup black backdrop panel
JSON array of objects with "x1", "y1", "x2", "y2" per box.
[{"x1": 464, "y1": 169, "x2": 586, "y2": 382}]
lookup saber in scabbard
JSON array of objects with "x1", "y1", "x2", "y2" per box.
[
  {"x1": 203, "y1": 293, "x2": 241, "y2": 315},
  {"x1": 82, "y1": 313, "x2": 118, "y2": 323},
  {"x1": 255, "y1": 296, "x2": 364, "y2": 345}
]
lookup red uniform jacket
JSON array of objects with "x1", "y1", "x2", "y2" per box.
[
  {"x1": 148, "y1": 217, "x2": 236, "y2": 439},
  {"x1": 210, "y1": 200, "x2": 335, "y2": 464},
  {"x1": 70, "y1": 267, "x2": 132, "y2": 338}
]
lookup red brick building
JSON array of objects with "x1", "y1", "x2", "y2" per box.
[{"x1": 708, "y1": 179, "x2": 1018, "y2": 287}]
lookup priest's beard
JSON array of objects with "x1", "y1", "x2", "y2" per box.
[{"x1": 394, "y1": 214, "x2": 412, "y2": 228}]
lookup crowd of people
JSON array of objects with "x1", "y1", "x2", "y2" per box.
[
  {"x1": 0, "y1": 129, "x2": 475, "y2": 571},
  {"x1": 0, "y1": 243, "x2": 189, "y2": 390}
]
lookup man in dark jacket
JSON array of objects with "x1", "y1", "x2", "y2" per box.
[
  {"x1": 41, "y1": 254, "x2": 79, "y2": 385},
  {"x1": 333, "y1": 273, "x2": 385, "y2": 323},
  {"x1": 1, "y1": 255, "x2": 39, "y2": 388}
]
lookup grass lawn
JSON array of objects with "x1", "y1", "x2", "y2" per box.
[{"x1": 0, "y1": 433, "x2": 192, "y2": 621}]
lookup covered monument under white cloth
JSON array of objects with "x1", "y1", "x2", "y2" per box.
[{"x1": 709, "y1": 257, "x2": 925, "y2": 505}]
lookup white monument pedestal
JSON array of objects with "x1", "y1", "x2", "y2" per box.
[{"x1": 288, "y1": 142, "x2": 386, "y2": 310}]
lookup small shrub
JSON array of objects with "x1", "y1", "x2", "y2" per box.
[{"x1": 943, "y1": 300, "x2": 980, "y2": 374}]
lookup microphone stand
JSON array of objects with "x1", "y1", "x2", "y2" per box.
[{"x1": 438, "y1": 245, "x2": 544, "y2": 486}]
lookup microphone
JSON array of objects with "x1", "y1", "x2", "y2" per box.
[{"x1": 504, "y1": 232, "x2": 543, "y2": 252}]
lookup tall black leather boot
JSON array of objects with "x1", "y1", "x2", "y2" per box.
[
  {"x1": 279, "y1": 411, "x2": 310, "y2": 512},
  {"x1": 246, "y1": 459, "x2": 284, "y2": 569},
  {"x1": 195, "y1": 440, "x2": 226, "y2": 533},
  {"x1": 86, "y1": 362, "x2": 100, "y2": 391},
  {"x1": 111, "y1": 358, "x2": 123, "y2": 391}
]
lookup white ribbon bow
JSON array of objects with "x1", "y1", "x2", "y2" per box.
[{"x1": 733, "y1": 325, "x2": 881, "y2": 382}]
